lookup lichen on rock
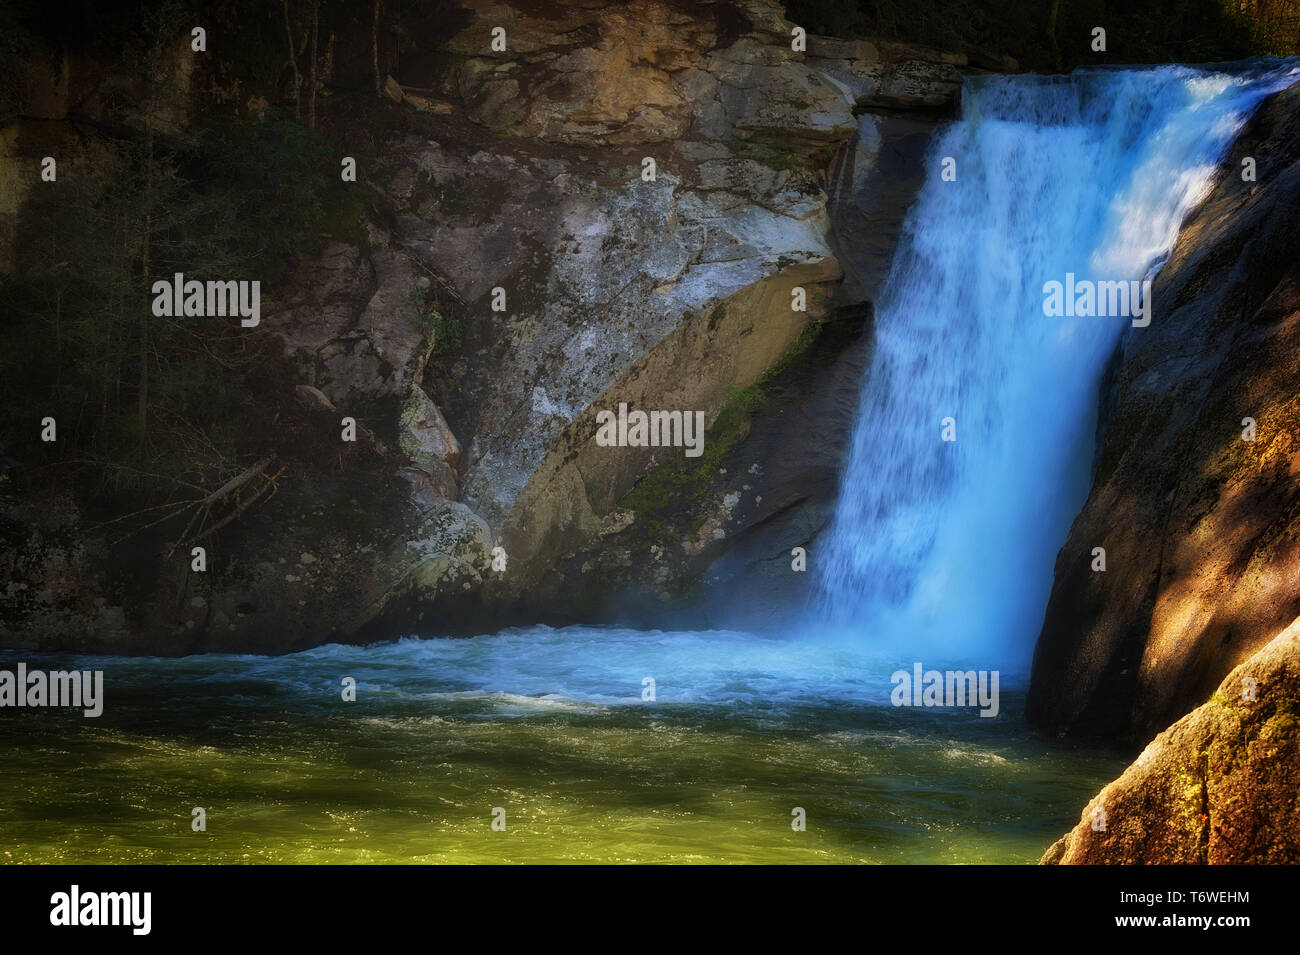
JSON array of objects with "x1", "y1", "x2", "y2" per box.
[{"x1": 1043, "y1": 614, "x2": 1300, "y2": 864}]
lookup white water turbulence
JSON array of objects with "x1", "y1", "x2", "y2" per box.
[{"x1": 815, "y1": 63, "x2": 1300, "y2": 670}]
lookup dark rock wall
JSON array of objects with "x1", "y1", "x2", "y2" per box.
[{"x1": 1028, "y1": 83, "x2": 1300, "y2": 744}]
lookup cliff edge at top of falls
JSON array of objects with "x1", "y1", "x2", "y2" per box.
[
  {"x1": 0, "y1": 0, "x2": 967, "y2": 652},
  {"x1": 1042, "y1": 613, "x2": 1300, "y2": 864},
  {"x1": 1027, "y1": 80, "x2": 1300, "y2": 744}
]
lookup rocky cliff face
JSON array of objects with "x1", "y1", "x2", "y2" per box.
[
  {"x1": 0, "y1": 0, "x2": 968, "y2": 650},
  {"x1": 367, "y1": 1, "x2": 965, "y2": 626},
  {"x1": 1042, "y1": 613, "x2": 1300, "y2": 864},
  {"x1": 1027, "y1": 82, "x2": 1300, "y2": 744}
]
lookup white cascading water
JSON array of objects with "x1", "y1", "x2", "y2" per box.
[{"x1": 815, "y1": 64, "x2": 1299, "y2": 670}]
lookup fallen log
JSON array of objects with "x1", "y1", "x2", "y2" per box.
[{"x1": 202, "y1": 456, "x2": 274, "y2": 508}]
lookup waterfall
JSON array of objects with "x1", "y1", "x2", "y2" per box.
[{"x1": 815, "y1": 63, "x2": 1299, "y2": 669}]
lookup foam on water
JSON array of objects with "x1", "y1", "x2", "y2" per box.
[{"x1": 42, "y1": 625, "x2": 987, "y2": 714}]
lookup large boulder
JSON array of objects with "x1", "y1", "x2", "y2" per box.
[
  {"x1": 368, "y1": 0, "x2": 886, "y2": 609},
  {"x1": 1042, "y1": 615, "x2": 1300, "y2": 864}
]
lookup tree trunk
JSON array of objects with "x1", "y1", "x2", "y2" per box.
[
  {"x1": 283, "y1": 0, "x2": 301, "y2": 121},
  {"x1": 1047, "y1": 0, "x2": 1062, "y2": 73},
  {"x1": 307, "y1": 0, "x2": 320, "y2": 129},
  {"x1": 137, "y1": 224, "x2": 149, "y2": 440},
  {"x1": 372, "y1": 0, "x2": 383, "y2": 97},
  {"x1": 138, "y1": 130, "x2": 153, "y2": 442}
]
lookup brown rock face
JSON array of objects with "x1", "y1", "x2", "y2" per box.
[
  {"x1": 452, "y1": 0, "x2": 708, "y2": 143},
  {"x1": 0, "y1": 0, "x2": 964, "y2": 651},
  {"x1": 1042, "y1": 615, "x2": 1300, "y2": 864},
  {"x1": 1027, "y1": 83, "x2": 1300, "y2": 743}
]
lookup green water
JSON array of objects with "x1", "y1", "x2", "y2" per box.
[{"x1": 0, "y1": 627, "x2": 1125, "y2": 864}]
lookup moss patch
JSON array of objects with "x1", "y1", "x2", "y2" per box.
[
  {"x1": 735, "y1": 136, "x2": 837, "y2": 174},
  {"x1": 619, "y1": 399, "x2": 749, "y2": 528},
  {"x1": 615, "y1": 320, "x2": 822, "y2": 542}
]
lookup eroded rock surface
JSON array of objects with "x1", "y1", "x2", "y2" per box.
[
  {"x1": 1042, "y1": 615, "x2": 1300, "y2": 864},
  {"x1": 0, "y1": 0, "x2": 963, "y2": 650}
]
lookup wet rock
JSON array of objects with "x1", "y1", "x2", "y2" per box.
[{"x1": 1028, "y1": 84, "x2": 1300, "y2": 742}]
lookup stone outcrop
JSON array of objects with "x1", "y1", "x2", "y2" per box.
[
  {"x1": 330, "y1": 0, "x2": 962, "y2": 625},
  {"x1": 0, "y1": 0, "x2": 965, "y2": 651},
  {"x1": 1028, "y1": 82, "x2": 1300, "y2": 743},
  {"x1": 1042, "y1": 615, "x2": 1300, "y2": 864}
]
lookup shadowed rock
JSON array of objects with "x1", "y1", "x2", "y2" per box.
[
  {"x1": 1043, "y1": 614, "x2": 1300, "y2": 864},
  {"x1": 1029, "y1": 82, "x2": 1300, "y2": 743}
]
